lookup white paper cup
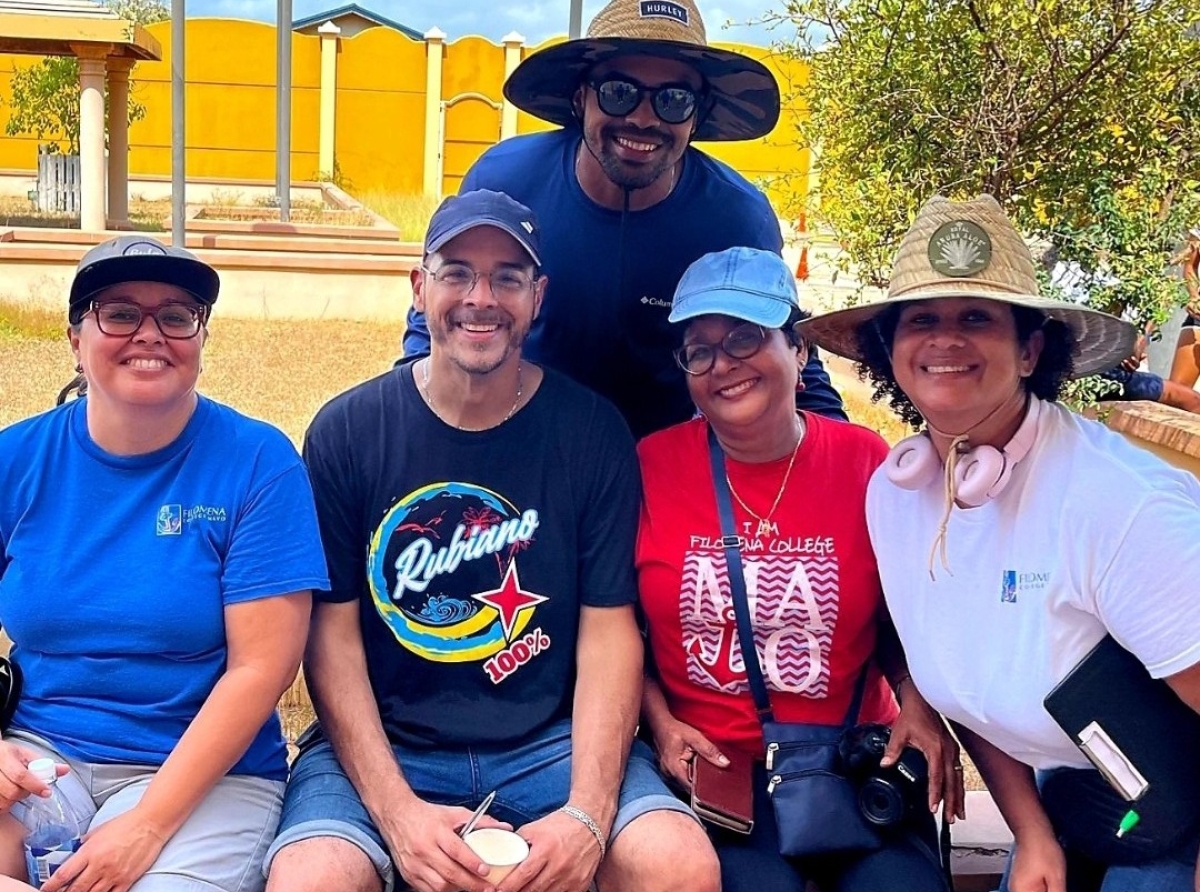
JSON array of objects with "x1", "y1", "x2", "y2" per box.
[{"x1": 463, "y1": 827, "x2": 530, "y2": 882}]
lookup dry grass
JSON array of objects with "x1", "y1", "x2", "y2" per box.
[
  {"x1": 355, "y1": 190, "x2": 440, "y2": 242},
  {"x1": 0, "y1": 195, "x2": 170, "y2": 232},
  {"x1": 0, "y1": 193, "x2": 378, "y2": 233},
  {"x1": 0, "y1": 303, "x2": 398, "y2": 444}
]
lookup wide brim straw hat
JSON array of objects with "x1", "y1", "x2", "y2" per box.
[
  {"x1": 503, "y1": 0, "x2": 780, "y2": 142},
  {"x1": 799, "y1": 195, "x2": 1136, "y2": 378}
]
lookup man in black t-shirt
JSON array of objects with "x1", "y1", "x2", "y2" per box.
[{"x1": 264, "y1": 190, "x2": 717, "y2": 892}]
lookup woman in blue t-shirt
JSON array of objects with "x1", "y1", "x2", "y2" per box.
[{"x1": 0, "y1": 236, "x2": 328, "y2": 892}]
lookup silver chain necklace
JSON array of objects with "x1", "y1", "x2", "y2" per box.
[{"x1": 419, "y1": 359, "x2": 523, "y2": 431}]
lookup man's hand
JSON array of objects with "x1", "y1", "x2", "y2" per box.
[
  {"x1": 880, "y1": 682, "x2": 965, "y2": 820},
  {"x1": 1007, "y1": 830, "x2": 1067, "y2": 892},
  {"x1": 1120, "y1": 335, "x2": 1148, "y2": 372},
  {"x1": 382, "y1": 798, "x2": 510, "y2": 892},
  {"x1": 41, "y1": 807, "x2": 167, "y2": 892},
  {"x1": 647, "y1": 715, "x2": 728, "y2": 789},
  {"x1": 496, "y1": 809, "x2": 601, "y2": 892}
]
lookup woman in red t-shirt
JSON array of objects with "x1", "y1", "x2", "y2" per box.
[{"x1": 636, "y1": 247, "x2": 962, "y2": 892}]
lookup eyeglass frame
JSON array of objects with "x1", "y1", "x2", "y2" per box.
[
  {"x1": 419, "y1": 262, "x2": 540, "y2": 297},
  {"x1": 89, "y1": 299, "x2": 208, "y2": 340},
  {"x1": 586, "y1": 75, "x2": 704, "y2": 125},
  {"x1": 674, "y1": 323, "x2": 772, "y2": 376}
]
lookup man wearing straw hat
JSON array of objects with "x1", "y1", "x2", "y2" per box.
[{"x1": 400, "y1": 0, "x2": 845, "y2": 439}]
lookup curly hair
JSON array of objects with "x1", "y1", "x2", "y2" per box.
[
  {"x1": 853, "y1": 302, "x2": 1075, "y2": 429},
  {"x1": 784, "y1": 305, "x2": 812, "y2": 348}
]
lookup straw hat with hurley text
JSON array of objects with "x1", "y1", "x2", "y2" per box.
[{"x1": 503, "y1": 0, "x2": 780, "y2": 142}]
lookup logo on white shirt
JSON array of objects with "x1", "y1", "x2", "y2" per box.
[{"x1": 1001, "y1": 569, "x2": 1050, "y2": 603}]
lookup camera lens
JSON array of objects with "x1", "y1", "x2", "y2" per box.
[{"x1": 858, "y1": 778, "x2": 906, "y2": 827}]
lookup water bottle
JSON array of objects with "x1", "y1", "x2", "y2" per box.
[{"x1": 13, "y1": 758, "x2": 93, "y2": 889}]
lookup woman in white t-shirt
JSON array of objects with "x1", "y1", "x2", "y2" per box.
[{"x1": 800, "y1": 195, "x2": 1200, "y2": 892}]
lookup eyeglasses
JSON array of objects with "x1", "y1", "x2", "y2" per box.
[
  {"x1": 674, "y1": 323, "x2": 768, "y2": 375},
  {"x1": 588, "y1": 76, "x2": 701, "y2": 125},
  {"x1": 421, "y1": 263, "x2": 537, "y2": 297},
  {"x1": 91, "y1": 300, "x2": 205, "y2": 339}
]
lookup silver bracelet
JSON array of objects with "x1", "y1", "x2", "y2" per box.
[{"x1": 559, "y1": 804, "x2": 607, "y2": 858}]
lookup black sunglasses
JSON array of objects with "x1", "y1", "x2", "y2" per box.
[{"x1": 588, "y1": 76, "x2": 701, "y2": 125}]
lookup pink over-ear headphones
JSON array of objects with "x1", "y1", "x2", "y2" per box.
[{"x1": 884, "y1": 396, "x2": 1044, "y2": 507}]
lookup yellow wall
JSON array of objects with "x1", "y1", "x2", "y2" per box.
[
  {"x1": 130, "y1": 20, "x2": 321, "y2": 182},
  {"x1": 441, "y1": 35, "x2": 508, "y2": 196},
  {"x1": 333, "y1": 26, "x2": 426, "y2": 194},
  {"x1": 0, "y1": 19, "x2": 810, "y2": 210},
  {"x1": 0, "y1": 52, "x2": 68, "y2": 167}
]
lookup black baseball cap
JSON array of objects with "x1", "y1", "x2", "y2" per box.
[
  {"x1": 68, "y1": 236, "x2": 220, "y2": 324},
  {"x1": 424, "y1": 189, "x2": 542, "y2": 266}
]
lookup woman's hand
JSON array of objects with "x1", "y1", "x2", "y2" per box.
[
  {"x1": 880, "y1": 680, "x2": 965, "y2": 821},
  {"x1": 41, "y1": 807, "x2": 168, "y2": 892},
  {"x1": 647, "y1": 715, "x2": 728, "y2": 789},
  {"x1": 0, "y1": 743, "x2": 67, "y2": 813},
  {"x1": 1007, "y1": 829, "x2": 1067, "y2": 892}
]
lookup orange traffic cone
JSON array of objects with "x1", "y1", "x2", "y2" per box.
[
  {"x1": 795, "y1": 210, "x2": 809, "y2": 280},
  {"x1": 796, "y1": 246, "x2": 809, "y2": 281}
]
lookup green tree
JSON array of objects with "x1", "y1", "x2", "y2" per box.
[
  {"x1": 780, "y1": 0, "x2": 1200, "y2": 334},
  {"x1": 3, "y1": 0, "x2": 168, "y2": 154}
]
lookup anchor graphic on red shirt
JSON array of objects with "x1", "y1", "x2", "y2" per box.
[{"x1": 686, "y1": 614, "x2": 747, "y2": 690}]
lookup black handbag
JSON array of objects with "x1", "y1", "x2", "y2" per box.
[
  {"x1": 706, "y1": 427, "x2": 882, "y2": 857},
  {"x1": 0, "y1": 655, "x2": 21, "y2": 733}
]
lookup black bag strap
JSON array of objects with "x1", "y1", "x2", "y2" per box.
[{"x1": 707, "y1": 426, "x2": 868, "y2": 729}]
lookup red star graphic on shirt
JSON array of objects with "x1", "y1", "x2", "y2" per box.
[{"x1": 472, "y1": 562, "x2": 548, "y2": 641}]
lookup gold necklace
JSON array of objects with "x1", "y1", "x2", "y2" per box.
[
  {"x1": 724, "y1": 415, "x2": 805, "y2": 538},
  {"x1": 419, "y1": 359, "x2": 523, "y2": 431}
]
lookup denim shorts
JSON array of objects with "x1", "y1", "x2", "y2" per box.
[{"x1": 264, "y1": 718, "x2": 694, "y2": 890}]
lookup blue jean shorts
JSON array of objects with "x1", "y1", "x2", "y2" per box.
[{"x1": 264, "y1": 718, "x2": 693, "y2": 890}]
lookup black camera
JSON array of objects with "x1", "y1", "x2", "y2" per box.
[{"x1": 838, "y1": 723, "x2": 928, "y2": 827}]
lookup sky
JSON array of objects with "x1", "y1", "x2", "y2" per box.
[{"x1": 191, "y1": 0, "x2": 799, "y2": 47}]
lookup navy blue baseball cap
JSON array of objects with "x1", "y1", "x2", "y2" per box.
[
  {"x1": 69, "y1": 236, "x2": 219, "y2": 324},
  {"x1": 669, "y1": 247, "x2": 798, "y2": 327},
  {"x1": 424, "y1": 189, "x2": 542, "y2": 266}
]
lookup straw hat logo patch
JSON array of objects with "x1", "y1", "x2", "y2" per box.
[
  {"x1": 928, "y1": 220, "x2": 992, "y2": 277},
  {"x1": 639, "y1": 1, "x2": 689, "y2": 23}
]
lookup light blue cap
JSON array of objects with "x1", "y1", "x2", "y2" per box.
[{"x1": 669, "y1": 247, "x2": 798, "y2": 327}]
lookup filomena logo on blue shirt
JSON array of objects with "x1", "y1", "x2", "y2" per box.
[{"x1": 156, "y1": 503, "x2": 228, "y2": 536}]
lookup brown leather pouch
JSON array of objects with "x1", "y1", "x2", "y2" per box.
[{"x1": 689, "y1": 749, "x2": 754, "y2": 834}]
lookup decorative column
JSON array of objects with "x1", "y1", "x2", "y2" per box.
[
  {"x1": 422, "y1": 27, "x2": 446, "y2": 198},
  {"x1": 73, "y1": 45, "x2": 112, "y2": 232},
  {"x1": 500, "y1": 32, "x2": 524, "y2": 140},
  {"x1": 105, "y1": 56, "x2": 135, "y2": 228},
  {"x1": 317, "y1": 21, "x2": 341, "y2": 177}
]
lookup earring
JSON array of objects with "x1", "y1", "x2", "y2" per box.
[
  {"x1": 796, "y1": 379, "x2": 806, "y2": 393},
  {"x1": 74, "y1": 363, "x2": 82, "y2": 374}
]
